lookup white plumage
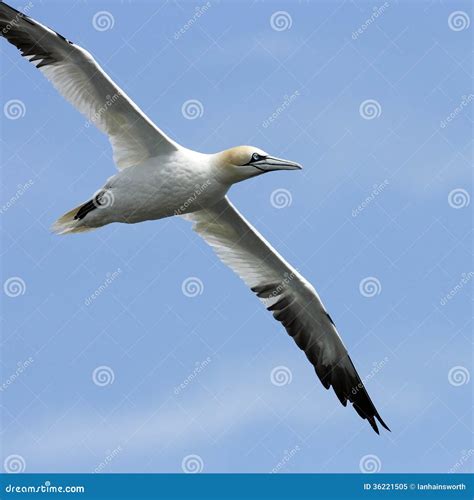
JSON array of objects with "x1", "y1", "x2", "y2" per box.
[{"x1": 0, "y1": 1, "x2": 389, "y2": 434}]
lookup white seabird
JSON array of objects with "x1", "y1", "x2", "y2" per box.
[{"x1": 1, "y1": 2, "x2": 390, "y2": 434}]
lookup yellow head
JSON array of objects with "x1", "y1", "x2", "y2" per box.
[{"x1": 213, "y1": 145, "x2": 302, "y2": 184}]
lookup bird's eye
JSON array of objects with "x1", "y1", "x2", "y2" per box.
[{"x1": 252, "y1": 153, "x2": 260, "y2": 161}]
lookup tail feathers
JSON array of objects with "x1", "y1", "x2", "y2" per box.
[{"x1": 52, "y1": 203, "x2": 97, "y2": 235}]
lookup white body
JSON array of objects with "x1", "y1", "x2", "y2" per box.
[{"x1": 84, "y1": 149, "x2": 228, "y2": 228}]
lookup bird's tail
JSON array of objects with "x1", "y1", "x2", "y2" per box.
[{"x1": 51, "y1": 202, "x2": 98, "y2": 235}]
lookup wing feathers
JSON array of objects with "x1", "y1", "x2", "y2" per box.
[
  {"x1": 0, "y1": 1, "x2": 178, "y2": 169},
  {"x1": 185, "y1": 197, "x2": 389, "y2": 434}
]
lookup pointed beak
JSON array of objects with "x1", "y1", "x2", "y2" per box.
[{"x1": 254, "y1": 156, "x2": 303, "y2": 172}]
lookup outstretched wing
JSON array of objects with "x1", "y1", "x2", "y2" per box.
[
  {"x1": 0, "y1": 2, "x2": 179, "y2": 169},
  {"x1": 184, "y1": 197, "x2": 390, "y2": 434}
]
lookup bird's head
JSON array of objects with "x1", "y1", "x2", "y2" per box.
[{"x1": 213, "y1": 146, "x2": 302, "y2": 184}]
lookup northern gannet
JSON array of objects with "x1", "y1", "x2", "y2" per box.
[{"x1": 0, "y1": 2, "x2": 390, "y2": 434}]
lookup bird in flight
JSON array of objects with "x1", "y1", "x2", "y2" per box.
[{"x1": 0, "y1": 1, "x2": 389, "y2": 434}]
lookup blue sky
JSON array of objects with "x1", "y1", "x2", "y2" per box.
[{"x1": 0, "y1": 0, "x2": 472, "y2": 474}]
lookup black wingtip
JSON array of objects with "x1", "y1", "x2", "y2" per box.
[
  {"x1": 0, "y1": 0, "x2": 73, "y2": 47},
  {"x1": 365, "y1": 415, "x2": 378, "y2": 434},
  {"x1": 342, "y1": 356, "x2": 391, "y2": 435},
  {"x1": 376, "y1": 413, "x2": 391, "y2": 432},
  {"x1": 0, "y1": 1, "x2": 29, "y2": 21},
  {"x1": 360, "y1": 407, "x2": 390, "y2": 435},
  {"x1": 363, "y1": 410, "x2": 391, "y2": 435}
]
